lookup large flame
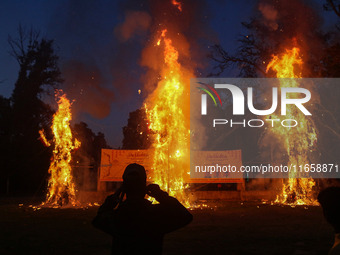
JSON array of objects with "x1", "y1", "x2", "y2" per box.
[
  {"x1": 40, "y1": 90, "x2": 80, "y2": 207},
  {"x1": 144, "y1": 28, "x2": 191, "y2": 206},
  {"x1": 266, "y1": 47, "x2": 318, "y2": 206}
]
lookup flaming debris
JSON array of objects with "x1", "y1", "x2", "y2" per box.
[
  {"x1": 171, "y1": 0, "x2": 183, "y2": 12},
  {"x1": 40, "y1": 90, "x2": 80, "y2": 207},
  {"x1": 39, "y1": 130, "x2": 51, "y2": 147},
  {"x1": 266, "y1": 46, "x2": 318, "y2": 206}
]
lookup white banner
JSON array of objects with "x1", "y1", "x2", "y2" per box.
[
  {"x1": 190, "y1": 150, "x2": 243, "y2": 182},
  {"x1": 100, "y1": 149, "x2": 243, "y2": 183},
  {"x1": 99, "y1": 149, "x2": 153, "y2": 181}
]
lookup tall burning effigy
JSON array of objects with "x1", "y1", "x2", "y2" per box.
[
  {"x1": 143, "y1": 2, "x2": 193, "y2": 206},
  {"x1": 40, "y1": 90, "x2": 80, "y2": 207},
  {"x1": 266, "y1": 45, "x2": 318, "y2": 206}
]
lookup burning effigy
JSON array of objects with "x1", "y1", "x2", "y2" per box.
[
  {"x1": 40, "y1": 90, "x2": 80, "y2": 207},
  {"x1": 142, "y1": 3, "x2": 194, "y2": 207},
  {"x1": 266, "y1": 46, "x2": 318, "y2": 206}
]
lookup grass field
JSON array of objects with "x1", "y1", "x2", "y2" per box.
[{"x1": 0, "y1": 199, "x2": 335, "y2": 255}]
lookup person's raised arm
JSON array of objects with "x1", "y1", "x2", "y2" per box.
[
  {"x1": 147, "y1": 184, "x2": 193, "y2": 233},
  {"x1": 92, "y1": 187, "x2": 123, "y2": 235}
]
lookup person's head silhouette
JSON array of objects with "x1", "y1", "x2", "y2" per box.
[
  {"x1": 122, "y1": 163, "x2": 147, "y2": 199},
  {"x1": 318, "y1": 186, "x2": 340, "y2": 233}
]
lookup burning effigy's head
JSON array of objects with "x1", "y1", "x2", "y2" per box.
[
  {"x1": 318, "y1": 187, "x2": 340, "y2": 233},
  {"x1": 123, "y1": 163, "x2": 147, "y2": 198}
]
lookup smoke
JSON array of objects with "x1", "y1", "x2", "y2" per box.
[
  {"x1": 258, "y1": 3, "x2": 278, "y2": 31},
  {"x1": 118, "y1": 0, "x2": 215, "y2": 150},
  {"x1": 114, "y1": 0, "x2": 214, "y2": 93},
  {"x1": 115, "y1": 11, "x2": 151, "y2": 42},
  {"x1": 257, "y1": 0, "x2": 324, "y2": 75},
  {"x1": 62, "y1": 61, "x2": 114, "y2": 119},
  {"x1": 47, "y1": 0, "x2": 151, "y2": 119},
  {"x1": 46, "y1": 0, "x2": 215, "y2": 148}
]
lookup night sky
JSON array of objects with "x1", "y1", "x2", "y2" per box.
[{"x1": 0, "y1": 0, "x2": 336, "y2": 147}]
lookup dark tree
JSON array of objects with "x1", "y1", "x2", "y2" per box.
[
  {"x1": 73, "y1": 122, "x2": 96, "y2": 163},
  {"x1": 324, "y1": 0, "x2": 340, "y2": 19},
  {"x1": 322, "y1": 43, "x2": 340, "y2": 77},
  {"x1": 6, "y1": 26, "x2": 62, "y2": 194},
  {"x1": 209, "y1": 34, "x2": 267, "y2": 78},
  {"x1": 93, "y1": 132, "x2": 110, "y2": 163},
  {"x1": 122, "y1": 108, "x2": 151, "y2": 149},
  {"x1": 72, "y1": 122, "x2": 111, "y2": 190},
  {"x1": 209, "y1": 1, "x2": 324, "y2": 78},
  {"x1": 0, "y1": 96, "x2": 11, "y2": 193},
  {"x1": 73, "y1": 122, "x2": 111, "y2": 164}
]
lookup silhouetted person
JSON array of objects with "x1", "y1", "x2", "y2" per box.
[
  {"x1": 92, "y1": 163, "x2": 193, "y2": 255},
  {"x1": 318, "y1": 187, "x2": 340, "y2": 255}
]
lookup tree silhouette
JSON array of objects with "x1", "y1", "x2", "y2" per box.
[
  {"x1": 72, "y1": 122, "x2": 111, "y2": 190},
  {"x1": 122, "y1": 108, "x2": 151, "y2": 149},
  {"x1": 4, "y1": 26, "x2": 62, "y2": 194},
  {"x1": 0, "y1": 96, "x2": 11, "y2": 193},
  {"x1": 324, "y1": 0, "x2": 340, "y2": 22}
]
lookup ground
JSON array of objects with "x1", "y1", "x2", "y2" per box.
[{"x1": 0, "y1": 198, "x2": 335, "y2": 255}]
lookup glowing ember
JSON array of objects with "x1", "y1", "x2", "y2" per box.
[
  {"x1": 266, "y1": 46, "x2": 318, "y2": 206},
  {"x1": 39, "y1": 130, "x2": 51, "y2": 147},
  {"x1": 40, "y1": 90, "x2": 80, "y2": 207},
  {"x1": 144, "y1": 28, "x2": 191, "y2": 207},
  {"x1": 171, "y1": 0, "x2": 182, "y2": 12}
]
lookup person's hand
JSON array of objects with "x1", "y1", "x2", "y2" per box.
[
  {"x1": 146, "y1": 184, "x2": 167, "y2": 200},
  {"x1": 98, "y1": 187, "x2": 124, "y2": 212},
  {"x1": 105, "y1": 187, "x2": 123, "y2": 204}
]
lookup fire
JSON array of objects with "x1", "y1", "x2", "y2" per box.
[
  {"x1": 171, "y1": 0, "x2": 182, "y2": 12},
  {"x1": 144, "y1": 28, "x2": 191, "y2": 207},
  {"x1": 266, "y1": 47, "x2": 302, "y2": 78},
  {"x1": 40, "y1": 90, "x2": 80, "y2": 207},
  {"x1": 39, "y1": 130, "x2": 51, "y2": 147},
  {"x1": 266, "y1": 46, "x2": 318, "y2": 206}
]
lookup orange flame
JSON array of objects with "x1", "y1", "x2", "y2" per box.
[
  {"x1": 144, "y1": 29, "x2": 191, "y2": 207},
  {"x1": 41, "y1": 90, "x2": 80, "y2": 207},
  {"x1": 266, "y1": 47, "x2": 302, "y2": 78},
  {"x1": 171, "y1": 0, "x2": 182, "y2": 12},
  {"x1": 39, "y1": 130, "x2": 51, "y2": 147},
  {"x1": 266, "y1": 46, "x2": 318, "y2": 206}
]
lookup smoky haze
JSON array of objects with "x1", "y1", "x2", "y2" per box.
[
  {"x1": 257, "y1": 0, "x2": 324, "y2": 77},
  {"x1": 46, "y1": 0, "x2": 216, "y2": 146},
  {"x1": 48, "y1": 0, "x2": 148, "y2": 120}
]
